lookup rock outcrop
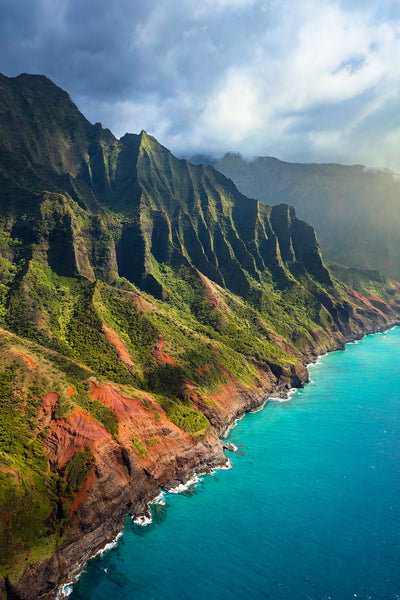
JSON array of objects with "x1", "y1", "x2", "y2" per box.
[{"x1": 0, "y1": 74, "x2": 400, "y2": 599}]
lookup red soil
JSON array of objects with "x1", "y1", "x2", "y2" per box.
[
  {"x1": 102, "y1": 323, "x2": 135, "y2": 370},
  {"x1": 207, "y1": 368, "x2": 241, "y2": 411},
  {"x1": 151, "y1": 334, "x2": 177, "y2": 367},
  {"x1": 347, "y1": 289, "x2": 386, "y2": 317},
  {"x1": 268, "y1": 330, "x2": 292, "y2": 354},
  {"x1": 197, "y1": 270, "x2": 231, "y2": 313},
  {"x1": 136, "y1": 296, "x2": 143, "y2": 312},
  {"x1": 69, "y1": 467, "x2": 96, "y2": 515},
  {"x1": 67, "y1": 386, "x2": 77, "y2": 397},
  {"x1": 89, "y1": 381, "x2": 196, "y2": 477},
  {"x1": 37, "y1": 392, "x2": 59, "y2": 427},
  {"x1": 19, "y1": 352, "x2": 37, "y2": 370},
  {"x1": 45, "y1": 404, "x2": 112, "y2": 471},
  {"x1": 184, "y1": 366, "x2": 241, "y2": 414},
  {"x1": 135, "y1": 294, "x2": 155, "y2": 313},
  {"x1": 89, "y1": 381, "x2": 158, "y2": 421}
]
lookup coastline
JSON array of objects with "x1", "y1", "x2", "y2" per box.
[
  {"x1": 54, "y1": 320, "x2": 400, "y2": 600},
  {"x1": 57, "y1": 459, "x2": 234, "y2": 599}
]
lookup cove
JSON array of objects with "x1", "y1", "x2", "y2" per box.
[{"x1": 69, "y1": 328, "x2": 400, "y2": 600}]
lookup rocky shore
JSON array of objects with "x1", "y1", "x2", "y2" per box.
[{"x1": 3, "y1": 314, "x2": 397, "y2": 600}]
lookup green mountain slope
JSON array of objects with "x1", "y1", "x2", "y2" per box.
[
  {"x1": 0, "y1": 74, "x2": 400, "y2": 598},
  {"x1": 207, "y1": 153, "x2": 400, "y2": 280}
]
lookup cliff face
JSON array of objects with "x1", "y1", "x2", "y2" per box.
[
  {"x1": 1, "y1": 74, "x2": 400, "y2": 599},
  {"x1": 209, "y1": 152, "x2": 400, "y2": 281}
]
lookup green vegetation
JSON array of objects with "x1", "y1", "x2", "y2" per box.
[
  {"x1": 54, "y1": 394, "x2": 73, "y2": 420},
  {"x1": 330, "y1": 264, "x2": 396, "y2": 300},
  {"x1": 72, "y1": 388, "x2": 119, "y2": 438},
  {"x1": 0, "y1": 362, "x2": 59, "y2": 576},
  {"x1": 213, "y1": 152, "x2": 400, "y2": 281},
  {"x1": 132, "y1": 437, "x2": 148, "y2": 458},
  {"x1": 145, "y1": 438, "x2": 159, "y2": 446},
  {"x1": 63, "y1": 450, "x2": 95, "y2": 497},
  {"x1": 0, "y1": 72, "x2": 399, "y2": 593},
  {"x1": 160, "y1": 400, "x2": 209, "y2": 435}
]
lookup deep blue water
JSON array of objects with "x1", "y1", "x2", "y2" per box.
[{"x1": 69, "y1": 328, "x2": 400, "y2": 600}]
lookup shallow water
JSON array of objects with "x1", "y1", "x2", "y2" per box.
[{"x1": 69, "y1": 328, "x2": 400, "y2": 600}]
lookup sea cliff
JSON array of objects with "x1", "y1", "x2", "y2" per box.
[{"x1": 1, "y1": 73, "x2": 400, "y2": 599}]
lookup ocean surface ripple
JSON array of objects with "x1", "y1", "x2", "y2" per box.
[{"x1": 70, "y1": 328, "x2": 400, "y2": 600}]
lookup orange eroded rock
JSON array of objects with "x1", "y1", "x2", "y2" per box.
[
  {"x1": 151, "y1": 334, "x2": 177, "y2": 367},
  {"x1": 67, "y1": 386, "x2": 77, "y2": 397},
  {"x1": 19, "y1": 352, "x2": 37, "y2": 370},
  {"x1": 135, "y1": 296, "x2": 143, "y2": 312},
  {"x1": 268, "y1": 330, "x2": 293, "y2": 354},
  {"x1": 101, "y1": 323, "x2": 135, "y2": 369},
  {"x1": 134, "y1": 294, "x2": 155, "y2": 313},
  {"x1": 208, "y1": 368, "x2": 241, "y2": 411},
  {"x1": 37, "y1": 392, "x2": 59, "y2": 426},
  {"x1": 69, "y1": 466, "x2": 97, "y2": 516},
  {"x1": 45, "y1": 405, "x2": 112, "y2": 471},
  {"x1": 347, "y1": 289, "x2": 386, "y2": 317},
  {"x1": 197, "y1": 270, "x2": 231, "y2": 313},
  {"x1": 89, "y1": 381, "x2": 196, "y2": 475}
]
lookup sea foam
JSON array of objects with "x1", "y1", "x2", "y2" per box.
[
  {"x1": 268, "y1": 387, "x2": 298, "y2": 402},
  {"x1": 57, "y1": 531, "x2": 123, "y2": 598},
  {"x1": 133, "y1": 514, "x2": 153, "y2": 526},
  {"x1": 167, "y1": 474, "x2": 202, "y2": 494}
]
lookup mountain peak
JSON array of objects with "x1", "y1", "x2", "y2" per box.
[
  {"x1": 214, "y1": 152, "x2": 400, "y2": 280},
  {"x1": 1, "y1": 73, "x2": 400, "y2": 599}
]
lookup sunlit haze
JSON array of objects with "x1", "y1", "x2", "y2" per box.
[{"x1": 1, "y1": 0, "x2": 400, "y2": 169}]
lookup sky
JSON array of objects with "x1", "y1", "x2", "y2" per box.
[{"x1": 1, "y1": 0, "x2": 400, "y2": 170}]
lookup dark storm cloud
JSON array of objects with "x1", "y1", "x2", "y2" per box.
[{"x1": 1, "y1": 0, "x2": 400, "y2": 170}]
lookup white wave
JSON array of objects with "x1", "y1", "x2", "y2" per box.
[
  {"x1": 93, "y1": 531, "x2": 123, "y2": 558},
  {"x1": 132, "y1": 514, "x2": 153, "y2": 526},
  {"x1": 55, "y1": 531, "x2": 123, "y2": 598},
  {"x1": 225, "y1": 443, "x2": 238, "y2": 452},
  {"x1": 306, "y1": 361, "x2": 322, "y2": 369},
  {"x1": 219, "y1": 458, "x2": 233, "y2": 470},
  {"x1": 152, "y1": 491, "x2": 166, "y2": 505},
  {"x1": 59, "y1": 582, "x2": 74, "y2": 598},
  {"x1": 208, "y1": 458, "x2": 233, "y2": 475},
  {"x1": 269, "y1": 388, "x2": 298, "y2": 403},
  {"x1": 167, "y1": 474, "x2": 202, "y2": 494},
  {"x1": 234, "y1": 414, "x2": 245, "y2": 426}
]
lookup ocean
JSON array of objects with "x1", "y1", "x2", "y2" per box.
[{"x1": 68, "y1": 327, "x2": 400, "y2": 600}]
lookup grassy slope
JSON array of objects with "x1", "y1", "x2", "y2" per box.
[
  {"x1": 1, "y1": 254, "x2": 399, "y2": 580},
  {"x1": 0, "y1": 74, "x2": 399, "y2": 586}
]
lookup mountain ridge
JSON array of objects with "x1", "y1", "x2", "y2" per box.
[
  {"x1": 206, "y1": 152, "x2": 400, "y2": 280},
  {"x1": 0, "y1": 73, "x2": 400, "y2": 599}
]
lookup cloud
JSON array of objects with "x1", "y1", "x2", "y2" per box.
[
  {"x1": 1, "y1": 0, "x2": 400, "y2": 169},
  {"x1": 193, "y1": 0, "x2": 258, "y2": 17}
]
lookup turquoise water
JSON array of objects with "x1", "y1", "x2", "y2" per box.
[{"x1": 69, "y1": 328, "x2": 400, "y2": 600}]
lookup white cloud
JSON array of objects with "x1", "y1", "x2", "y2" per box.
[
  {"x1": 3, "y1": 0, "x2": 400, "y2": 169},
  {"x1": 165, "y1": 0, "x2": 400, "y2": 168},
  {"x1": 193, "y1": 0, "x2": 258, "y2": 17}
]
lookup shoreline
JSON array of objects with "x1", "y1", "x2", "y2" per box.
[
  {"x1": 57, "y1": 458, "x2": 234, "y2": 599},
  {"x1": 48, "y1": 319, "x2": 400, "y2": 600},
  {"x1": 56, "y1": 321, "x2": 400, "y2": 599}
]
